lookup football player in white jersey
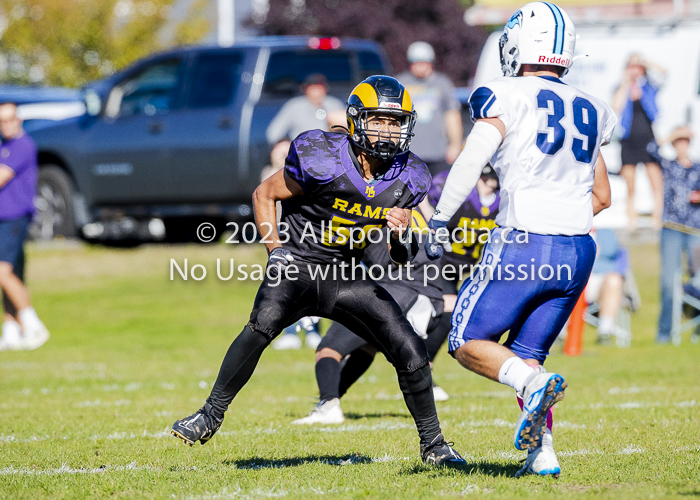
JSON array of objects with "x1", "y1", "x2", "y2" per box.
[{"x1": 425, "y1": 2, "x2": 616, "y2": 477}]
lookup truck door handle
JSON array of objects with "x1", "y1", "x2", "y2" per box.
[
  {"x1": 149, "y1": 121, "x2": 165, "y2": 134},
  {"x1": 218, "y1": 116, "x2": 234, "y2": 129}
]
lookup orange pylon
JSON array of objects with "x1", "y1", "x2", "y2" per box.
[{"x1": 564, "y1": 290, "x2": 586, "y2": 356}]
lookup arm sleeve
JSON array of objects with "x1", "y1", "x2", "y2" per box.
[{"x1": 432, "y1": 120, "x2": 503, "y2": 223}]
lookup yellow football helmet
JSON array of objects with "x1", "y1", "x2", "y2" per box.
[{"x1": 346, "y1": 75, "x2": 416, "y2": 161}]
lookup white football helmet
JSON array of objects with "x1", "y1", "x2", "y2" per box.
[{"x1": 499, "y1": 2, "x2": 576, "y2": 77}]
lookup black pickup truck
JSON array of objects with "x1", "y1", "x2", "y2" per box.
[{"x1": 29, "y1": 37, "x2": 389, "y2": 241}]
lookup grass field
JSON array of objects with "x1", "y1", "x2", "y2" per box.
[{"x1": 1, "y1": 241, "x2": 699, "y2": 499}]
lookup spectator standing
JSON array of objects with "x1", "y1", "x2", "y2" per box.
[
  {"x1": 612, "y1": 54, "x2": 666, "y2": 230},
  {"x1": 397, "y1": 41, "x2": 463, "y2": 175},
  {"x1": 0, "y1": 102, "x2": 49, "y2": 351},
  {"x1": 648, "y1": 126, "x2": 700, "y2": 343},
  {"x1": 585, "y1": 229, "x2": 629, "y2": 344},
  {"x1": 265, "y1": 74, "x2": 345, "y2": 145}
]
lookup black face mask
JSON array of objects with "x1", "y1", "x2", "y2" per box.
[{"x1": 367, "y1": 138, "x2": 398, "y2": 161}]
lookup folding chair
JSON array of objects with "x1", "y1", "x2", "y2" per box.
[{"x1": 671, "y1": 270, "x2": 700, "y2": 345}]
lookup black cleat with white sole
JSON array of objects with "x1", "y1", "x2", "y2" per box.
[
  {"x1": 171, "y1": 403, "x2": 222, "y2": 446},
  {"x1": 421, "y1": 434, "x2": 467, "y2": 467}
]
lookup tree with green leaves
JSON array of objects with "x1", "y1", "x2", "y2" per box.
[
  {"x1": 248, "y1": 0, "x2": 487, "y2": 86},
  {"x1": 0, "y1": 0, "x2": 210, "y2": 88}
]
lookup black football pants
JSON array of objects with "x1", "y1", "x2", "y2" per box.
[{"x1": 205, "y1": 261, "x2": 442, "y2": 446}]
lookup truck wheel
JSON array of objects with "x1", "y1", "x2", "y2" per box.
[{"x1": 30, "y1": 165, "x2": 77, "y2": 240}]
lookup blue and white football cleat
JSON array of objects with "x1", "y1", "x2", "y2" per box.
[
  {"x1": 514, "y1": 370, "x2": 567, "y2": 451},
  {"x1": 515, "y1": 444, "x2": 561, "y2": 478}
]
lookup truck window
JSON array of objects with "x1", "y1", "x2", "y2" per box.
[
  {"x1": 188, "y1": 52, "x2": 244, "y2": 108},
  {"x1": 263, "y1": 51, "x2": 353, "y2": 96},
  {"x1": 358, "y1": 51, "x2": 383, "y2": 79},
  {"x1": 106, "y1": 58, "x2": 183, "y2": 118}
]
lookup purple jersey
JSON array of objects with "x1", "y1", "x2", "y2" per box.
[
  {"x1": 0, "y1": 133, "x2": 38, "y2": 221},
  {"x1": 429, "y1": 171, "x2": 500, "y2": 269},
  {"x1": 282, "y1": 130, "x2": 431, "y2": 264},
  {"x1": 443, "y1": 188, "x2": 500, "y2": 268}
]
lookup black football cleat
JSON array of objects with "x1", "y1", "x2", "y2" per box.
[
  {"x1": 171, "y1": 404, "x2": 222, "y2": 446},
  {"x1": 421, "y1": 434, "x2": 467, "y2": 467}
]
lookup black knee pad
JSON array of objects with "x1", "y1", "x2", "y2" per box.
[
  {"x1": 394, "y1": 333, "x2": 430, "y2": 373},
  {"x1": 245, "y1": 323, "x2": 277, "y2": 345},
  {"x1": 398, "y1": 363, "x2": 432, "y2": 394}
]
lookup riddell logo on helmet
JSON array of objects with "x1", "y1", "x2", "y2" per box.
[
  {"x1": 538, "y1": 55, "x2": 570, "y2": 65},
  {"x1": 381, "y1": 102, "x2": 401, "y2": 109}
]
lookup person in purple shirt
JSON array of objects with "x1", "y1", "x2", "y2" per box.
[{"x1": 0, "y1": 102, "x2": 50, "y2": 351}]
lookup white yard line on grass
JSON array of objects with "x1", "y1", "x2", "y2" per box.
[
  {"x1": 0, "y1": 435, "x2": 49, "y2": 443},
  {"x1": 186, "y1": 486, "x2": 354, "y2": 499},
  {"x1": 607, "y1": 385, "x2": 667, "y2": 395},
  {"x1": 618, "y1": 444, "x2": 647, "y2": 455},
  {"x1": 313, "y1": 421, "x2": 413, "y2": 433},
  {"x1": 73, "y1": 399, "x2": 132, "y2": 407},
  {"x1": 557, "y1": 448, "x2": 604, "y2": 457},
  {"x1": 0, "y1": 462, "x2": 153, "y2": 475}
]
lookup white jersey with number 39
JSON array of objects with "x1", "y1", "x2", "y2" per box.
[{"x1": 468, "y1": 75, "x2": 616, "y2": 235}]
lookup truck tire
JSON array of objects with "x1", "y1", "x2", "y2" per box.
[{"x1": 30, "y1": 165, "x2": 77, "y2": 240}]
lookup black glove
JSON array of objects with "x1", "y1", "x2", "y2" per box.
[{"x1": 267, "y1": 247, "x2": 295, "y2": 278}]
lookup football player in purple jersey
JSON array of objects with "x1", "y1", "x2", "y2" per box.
[{"x1": 171, "y1": 76, "x2": 465, "y2": 466}]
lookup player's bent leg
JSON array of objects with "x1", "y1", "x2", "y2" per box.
[
  {"x1": 452, "y1": 340, "x2": 565, "y2": 452},
  {"x1": 506, "y1": 235, "x2": 595, "y2": 452},
  {"x1": 453, "y1": 340, "x2": 527, "y2": 382},
  {"x1": 332, "y1": 279, "x2": 465, "y2": 466},
  {"x1": 172, "y1": 273, "x2": 314, "y2": 446},
  {"x1": 171, "y1": 324, "x2": 268, "y2": 445}
]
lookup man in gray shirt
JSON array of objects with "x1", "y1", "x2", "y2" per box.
[
  {"x1": 397, "y1": 42, "x2": 463, "y2": 175},
  {"x1": 266, "y1": 73, "x2": 345, "y2": 145}
]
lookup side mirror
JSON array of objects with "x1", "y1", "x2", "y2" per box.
[{"x1": 83, "y1": 90, "x2": 102, "y2": 117}]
